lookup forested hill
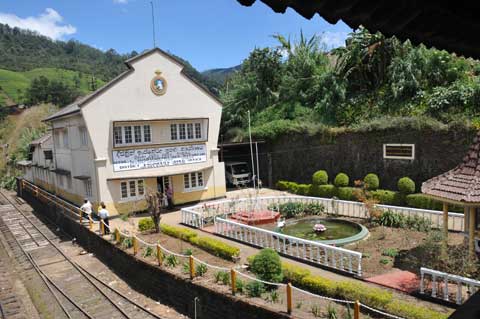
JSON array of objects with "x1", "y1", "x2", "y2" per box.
[{"x1": 0, "y1": 23, "x2": 220, "y2": 106}]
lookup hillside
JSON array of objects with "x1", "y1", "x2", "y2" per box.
[
  {"x1": 0, "y1": 68, "x2": 105, "y2": 104},
  {"x1": 202, "y1": 65, "x2": 240, "y2": 86}
]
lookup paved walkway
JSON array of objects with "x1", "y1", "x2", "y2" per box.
[{"x1": 109, "y1": 188, "x2": 454, "y2": 314}]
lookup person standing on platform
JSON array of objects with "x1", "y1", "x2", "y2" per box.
[
  {"x1": 166, "y1": 185, "x2": 174, "y2": 210},
  {"x1": 80, "y1": 198, "x2": 92, "y2": 219},
  {"x1": 98, "y1": 202, "x2": 110, "y2": 234}
]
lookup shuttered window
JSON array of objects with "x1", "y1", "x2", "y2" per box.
[{"x1": 383, "y1": 144, "x2": 415, "y2": 160}]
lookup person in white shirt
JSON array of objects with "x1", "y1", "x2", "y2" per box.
[
  {"x1": 98, "y1": 202, "x2": 110, "y2": 234},
  {"x1": 80, "y1": 198, "x2": 92, "y2": 219}
]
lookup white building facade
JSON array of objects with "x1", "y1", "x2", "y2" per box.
[{"x1": 23, "y1": 48, "x2": 226, "y2": 215}]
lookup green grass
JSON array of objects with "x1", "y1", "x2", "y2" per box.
[{"x1": 0, "y1": 68, "x2": 105, "y2": 103}]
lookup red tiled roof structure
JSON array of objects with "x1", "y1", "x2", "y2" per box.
[{"x1": 422, "y1": 131, "x2": 480, "y2": 203}]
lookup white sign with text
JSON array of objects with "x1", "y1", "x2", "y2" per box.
[{"x1": 113, "y1": 144, "x2": 207, "y2": 171}]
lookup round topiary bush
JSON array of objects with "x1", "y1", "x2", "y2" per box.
[
  {"x1": 334, "y1": 173, "x2": 349, "y2": 187},
  {"x1": 364, "y1": 173, "x2": 380, "y2": 190},
  {"x1": 312, "y1": 170, "x2": 328, "y2": 185},
  {"x1": 397, "y1": 177, "x2": 415, "y2": 194},
  {"x1": 250, "y1": 248, "x2": 283, "y2": 283}
]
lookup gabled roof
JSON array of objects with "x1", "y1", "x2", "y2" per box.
[
  {"x1": 30, "y1": 133, "x2": 52, "y2": 146},
  {"x1": 422, "y1": 131, "x2": 480, "y2": 204},
  {"x1": 237, "y1": 0, "x2": 480, "y2": 59},
  {"x1": 44, "y1": 47, "x2": 222, "y2": 122}
]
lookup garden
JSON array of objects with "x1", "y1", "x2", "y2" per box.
[{"x1": 110, "y1": 215, "x2": 454, "y2": 319}]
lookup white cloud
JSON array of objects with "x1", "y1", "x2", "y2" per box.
[
  {"x1": 113, "y1": 0, "x2": 128, "y2": 4},
  {"x1": 0, "y1": 8, "x2": 76, "y2": 40},
  {"x1": 322, "y1": 31, "x2": 349, "y2": 49}
]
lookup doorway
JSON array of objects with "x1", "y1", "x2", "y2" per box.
[{"x1": 157, "y1": 176, "x2": 172, "y2": 194}]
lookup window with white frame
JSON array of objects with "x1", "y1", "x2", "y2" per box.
[
  {"x1": 120, "y1": 179, "x2": 145, "y2": 200},
  {"x1": 114, "y1": 125, "x2": 152, "y2": 146},
  {"x1": 84, "y1": 180, "x2": 92, "y2": 197},
  {"x1": 383, "y1": 144, "x2": 415, "y2": 160},
  {"x1": 79, "y1": 127, "x2": 88, "y2": 146},
  {"x1": 183, "y1": 171, "x2": 204, "y2": 191},
  {"x1": 171, "y1": 122, "x2": 203, "y2": 141}
]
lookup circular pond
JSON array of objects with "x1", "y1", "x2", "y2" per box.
[{"x1": 276, "y1": 217, "x2": 368, "y2": 246}]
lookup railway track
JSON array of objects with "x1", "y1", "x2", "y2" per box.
[{"x1": 0, "y1": 190, "x2": 165, "y2": 319}]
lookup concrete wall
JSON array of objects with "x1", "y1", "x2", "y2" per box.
[
  {"x1": 264, "y1": 127, "x2": 476, "y2": 190},
  {"x1": 21, "y1": 191, "x2": 288, "y2": 319}
]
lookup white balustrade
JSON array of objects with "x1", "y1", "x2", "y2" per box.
[
  {"x1": 215, "y1": 217, "x2": 362, "y2": 276},
  {"x1": 420, "y1": 267, "x2": 480, "y2": 304}
]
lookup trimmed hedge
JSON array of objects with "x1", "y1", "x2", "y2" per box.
[
  {"x1": 371, "y1": 189, "x2": 403, "y2": 206},
  {"x1": 160, "y1": 224, "x2": 240, "y2": 260},
  {"x1": 337, "y1": 187, "x2": 357, "y2": 201},
  {"x1": 248, "y1": 256, "x2": 449, "y2": 319},
  {"x1": 405, "y1": 194, "x2": 443, "y2": 211},
  {"x1": 296, "y1": 184, "x2": 311, "y2": 195},
  {"x1": 364, "y1": 173, "x2": 380, "y2": 190},
  {"x1": 310, "y1": 184, "x2": 337, "y2": 198},
  {"x1": 334, "y1": 173, "x2": 349, "y2": 187},
  {"x1": 398, "y1": 177, "x2": 416, "y2": 194},
  {"x1": 312, "y1": 170, "x2": 328, "y2": 185},
  {"x1": 276, "y1": 180, "x2": 290, "y2": 191},
  {"x1": 138, "y1": 217, "x2": 155, "y2": 232}
]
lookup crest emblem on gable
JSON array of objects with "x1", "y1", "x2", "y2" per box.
[{"x1": 150, "y1": 70, "x2": 167, "y2": 96}]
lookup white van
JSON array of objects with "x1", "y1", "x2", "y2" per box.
[{"x1": 225, "y1": 162, "x2": 251, "y2": 187}]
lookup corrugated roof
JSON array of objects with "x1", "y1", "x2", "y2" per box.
[
  {"x1": 422, "y1": 131, "x2": 480, "y2": 204},
  {"x1": 44, "y1": 47, "x2": 222, "y2": 122},
  {"x1": 30, "y1": 133, "x2": 52, "y2": 146},
  {"x1": 237, "y1": 0, "x2": 480, "y2": 59}
]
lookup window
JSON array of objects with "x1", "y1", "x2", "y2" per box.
[
  {"x1": 79, "y1": 127, "x2": 88, "y2": 146},
  {"x1": 137, "y1": 180, "x2": 144, "y2": 195},
  {"x1": 121, "y1": 182, "x2": 128, "y2": 198},
  {"x1": 120, "y1": 179, "x2": 145, "y2": 200},
  {"x1": 195, "y1": 123, "x2": 202, "y2": 139},
  {"x1": 114, "y1": 125, "x2": 152, "y2": 146},
  {"x1": 134, "y1": 126, "x2": 142, "y2": 143},
  {"x1": 187, "y1": 123, "x2": 194, "y2": 139},
  {"x1": 84, "y1": 180, "x2": 92, "y2": 197},
  {"x1": 170, "y1": 122, "x2": 203, "y2": 141},
  {"x1": 383, "y1": 144, "x2": 415, "y2": 160},
  {"x1": 179, "y1": 124, "x2": 186, "y2": 140},
  {"x1": 143, "y1": 125, "x2": 151, "y2": 142},
  {"x1": 184, "y1": 172, "x2": 204, "y2": 191},
  {"x1": 62, "y1": 129, "x2": 69, "y2": 148},
  {"x1": 54, "y1": 131, "x2": 61, "y2": 148},
  {"x1": 114, "y1": 127, "x2": 123, "y2": 145},
  {"x1": 44, "y1": 150, "x2": 53, "y2": 160},
  {"x1": 124, "y1": 126, "x2": 132, "y2": 144},
  {"x1": 170, "y1": 124, "x2": 177, "y2": 140}
]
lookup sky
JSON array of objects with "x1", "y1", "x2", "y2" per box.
[{"x1": 0, "y1": 0, "x2": 352, "y2": 71}]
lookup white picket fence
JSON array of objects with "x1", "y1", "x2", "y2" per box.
[
  {"x1": 215, "y1": 217, "x2": 363, "y2": 276},
  {"x1": 420, "y1": 267, "x2": 480, "y2": 304},
  {"x1": 181, "y1": 195, "x2": 464, "y2": 231}
]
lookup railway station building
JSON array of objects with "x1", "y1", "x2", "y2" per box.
[{"x1": 21, "y1": 48, "x2": 227, "y2": 215}]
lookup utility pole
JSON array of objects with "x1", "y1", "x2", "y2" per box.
[
  {"x1": 150, "y1": 1, "x2": 156, "y2": 48},
  {"x1": 248, "y1": 110, "x2": 256, "y2": 190}
]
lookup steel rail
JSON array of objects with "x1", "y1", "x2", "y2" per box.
[{"x1": 0, "y1": 190, "x2": 160, "y2": 319}]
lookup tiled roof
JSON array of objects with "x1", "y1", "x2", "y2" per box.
[
  {"x1": 30, "y1": 133, "x2": 52, "y2": 146},
  {"x1": 422, "y1": 131, "x2": 480, "y2": 203},
  {"x1": 237, "y1": 1, "x2": 480, "y2": 59}
]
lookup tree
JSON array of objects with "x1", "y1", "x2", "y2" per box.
[{"x1": 145, "y1": 191, "x2": 164, "y2": 233}]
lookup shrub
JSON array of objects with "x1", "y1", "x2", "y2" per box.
[
  {"x1": 195, "y1": 263, "x2": 208, "y2": 277},
  {"x1": 275, "y1": 202, "x2": 305, "y2": 218},
  {"x1": 398, "y1": 177, "x2": 416, "y2": 194},
  {"x1": 303, "y1": 202, "x2": 325, "y2": 215},
  {"x1": 286, "y1": 182, "x2": 299, "y2": 194},
  {"x1": 214, "y1": 271, "x2": 230, "y2": 285},
  {"x1": 142, "y1": 246, "x2": 154, "y2": 258},
  {"x1": 296, "y1": 184, "x2": 311, "y2": 195},
  {"x1": 282, "y1": 263, "x2": 311, "y2": 283},
  {"x1": 371, "y1": 189, "x2": 403, "y2": 205},
  {"x1": 195, "y1": 237, "x2": 240, "y2": 260},
  {"x1": 165, "y1": 254, "x2": 179, "y2": 268},
  {"x1": 336, "y1": 281, "x2": 392, "y2": 309},
  {"x1": 160, "y1": 224, "x2": 240, "y2": 260},
  {"x1": 310, "y1": 184, "x2": 337, "y2": 198},
  {"x1": 245, "y1": 281, "x2": 265, "y2": 297},
  {"x1": 382, "y1": 248, "x2": 398, "y2": 258},
  {"x1": 337, "y1": 187, "x2": 357, "y2": 201},
  {"x1": 138, "y1": 217, "x2": 155, "y2": 232},
  {"x1": 385, "y1": 300, "x2": 450, "y2": 319},
  {"x1": 334, "y1": 173, "x2": 349, "y2": 187},
  {"x1": 363, "y1": 173, "x2": 379, "y2": 190},
  {"x1": 276, "y1": 180, "x2": 290, "y2": 190},
  {"x1": 376, "y1": 210, "x2": 431, "y2": 232},
  {"x1": 380, "y1": 258, "x2": 390, "y2": 265},
  {"x1": 312, "y1": 170, "x2": 328, "y2": 185},
  {"x1": 250, "y1": 248, "x2": 283, "y2": 283},
  {"x1": 236, "y1": 278, "x2": 245, "y2": 293}
]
